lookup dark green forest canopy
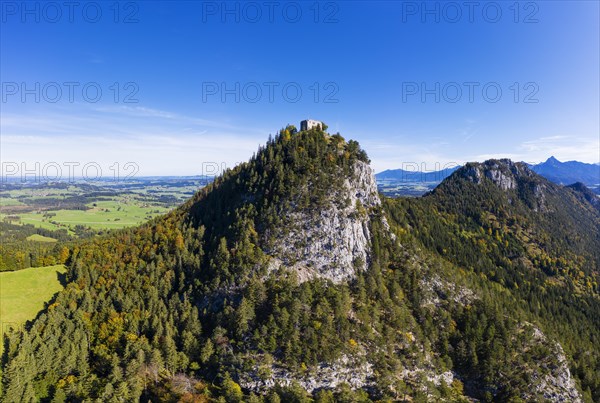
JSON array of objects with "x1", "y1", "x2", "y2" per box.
[{"x1": 2, "y1": 128, "x2": 599, "y2": 402}]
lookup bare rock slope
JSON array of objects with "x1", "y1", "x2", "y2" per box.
[{"x1": 267, "y1": 160, "x2": 386, "y2": 283}]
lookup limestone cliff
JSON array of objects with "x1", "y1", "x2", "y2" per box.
[{"x1": 265, "y1": 160, "x2": 388, "y2": 283}]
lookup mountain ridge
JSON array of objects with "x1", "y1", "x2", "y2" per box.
[
  {"x1": 2, "y1": 127, "x2": 599, "y2": 402},
  {"x1": 377, "y1": 156, "x2": 600, "y2": 196},
  {"x1": 531, "y1": 156, "x2": 600, "y2": 188},
  {"x1": 376, "y1": 166, "x2": 460, "y2": 182}
]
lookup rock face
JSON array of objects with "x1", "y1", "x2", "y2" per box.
[
  {"x1": 525, "y1": 326, "x2": 582, "y2": 402},
  {"x1": 461, "y1": 159, "x2": 537, "y2": 191},
  {"x1": 266, "y1": 160, "x2": 384, "y2": 283},
  {"x1": 538, "y1": 345, "x2": 582, "y2": 403},
  {"x1": 458, "y1": 159, "x2": 553, "y2": 211},
  {"x1": 240, "y1": 354, "x2": 373, "y2": 394}
]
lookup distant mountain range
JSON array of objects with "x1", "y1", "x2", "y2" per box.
[
  {"x1": 376, "y1": 165, "x2": 460, "y2": 182},
  {"x1": 529, "y1": 156, "x2": 600, "y2": 187},
  {"x1": 377, "y1": 156, "x2": 600, "y2": 196}
]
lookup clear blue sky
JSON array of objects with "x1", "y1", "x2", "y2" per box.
[{"x1": 1, "y1": 1, "x2": 598, "y2": 176}]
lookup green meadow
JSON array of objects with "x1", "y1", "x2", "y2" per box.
[
  {"x1": 9, "y1": 198, "x2": 170, "y2": 232},
  {"x1": 0, "y1": 265, "x2": 67, "y2": 351},
  {"x1": 26, "y1": 234, "x2": 58, "y2": 242},
  {"x1": 0, "y1": 197, "x2": 25, "y2": 206}
]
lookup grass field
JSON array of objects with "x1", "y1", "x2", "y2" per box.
[
  {"x1": 0, "y1": 197, "x2": 25, "y2": 206},
  {"x1": 0, "y1": 180, "x2": 203, "y2": 236},
  {"x1": 0, "y1": 265, "x2": 67, "y2": 350},
  {"x1": 26, "y1": 234, "x2": 58, "y2": 242},
  {"x1": 8, "y1": 198, "x2": 169, "y2": 232}
]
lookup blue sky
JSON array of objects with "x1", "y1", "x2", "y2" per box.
[{"x1": 1, "y1": 1, "x2": 598, "y2": 176}]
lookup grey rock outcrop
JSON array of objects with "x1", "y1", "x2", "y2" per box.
[
  {"x1": 521, "y1": 324, "x2": 582, "y2": 402},
  {"x1": 461, "y1": 159, "x2": 536, "y2": 190},
  {"x1": 266, "y1": 160, "x2": 387, "y2": 283},
  {"x1": 239, "y1": 354, "x2": 374, "y2": 394}
]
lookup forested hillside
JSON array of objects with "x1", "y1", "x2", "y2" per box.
[
  {"x1": 384, "y1": 159, "x2": 600, "y2": 400},
  {"x1": 0, "y1": 222, "x2": 71, "y2": 271},
  {"x1": 2, "y1": 128, "x2": 599, "y2": 402}
]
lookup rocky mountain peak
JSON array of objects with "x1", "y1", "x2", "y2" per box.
[
  {"x1": 459, "y1": 159, "x2": 537, "y2": 191},
  {"x1": 182, "y1": 125, "x2": 386, "y2": 285}
]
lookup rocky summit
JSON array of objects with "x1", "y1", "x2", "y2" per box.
[{"x1": 3, "y1": 125, "x2": 599, "y2": 402}]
